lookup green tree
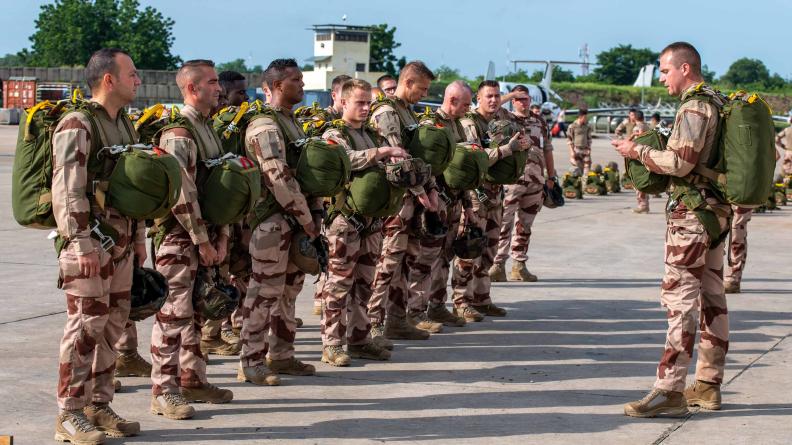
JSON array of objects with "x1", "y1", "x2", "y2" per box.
[
  {"x1": 0, "y1": 53, "x2": 27, "y2": 67},
  {"x1": 593, "y1": 44, "x2": 658, "y2": 85},
  {"x1": 435, "y1": 65, "x2": 462, "y2": 81},
  {"x1": 24, "y1": 0, "x2": 180, "y2": 69},
  {"x1": 528, "y1": 66, "x2": 575, "y2": 83},
  {"x1": 216, "y1": 58, "x2": 263, "y2": 73},
  {"x1": 720, "y1": 58, "x2": 771, "y2": 87},
  {"x1": 701, "y1": 64, "x2": 716, "y2": 83},
  {"x1": 369, "y1": 23, "x2": 406, "y2": 76}
]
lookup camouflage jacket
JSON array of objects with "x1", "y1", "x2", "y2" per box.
[
  {"x1": 159, "y1": 104, "x2": 230, "y2": 245},
  {"x1": 52, "y1": 101, "x2": 145, "y2": 257},
  {"x1": 512, "y1": 111, "x2": 552, "y2": 189},
  {"x1": 776, "y1": 127, "x2": 792, "y2": 151},
  {"x1": 321, "y1": 123, "x2": 383, "y2": 171},
  {"x1": 567, "y1": 120, "x2": 593, "y2": 149},
  {"x1": 614, "y1": 118, "x2": 635, "y2": 139},
  {"x1": 245, "y1": 106, "x2": 322, "y2": 227}
]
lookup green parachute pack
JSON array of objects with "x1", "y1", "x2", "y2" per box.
[
  {"x1": 584, "y1": 166, "x2": 608, "y2": 196},
  {"x1": 402, "y1": 123, "x2": 455, "y2": 176},
  {"x1": 294, "y1": 101, "x2": 333, "y2": 137},
  {"x1": 562, "y1": 171, "x2": 583, "y2": 199},
  {"x1": 212, "y1": 101, "x2": 257, "y2": 156},
  {"x1": 625, "y1": 127, "x2": 671, "y2": 195},
  {"x1": 603, "y1": 161, "x2": 621, "y2": 193},
  {"x1": 12, "y1": 90, "x2": 182, "y2": 229},
  {"x1": 132, "y1": 103, "x2": 176, "y2": 146},
  {"x1": 442, "y1": 143, "x2": 490, "y2": 190},
  {"x1": 483, "y1": 118, "x2": 528, "y2": 185}
]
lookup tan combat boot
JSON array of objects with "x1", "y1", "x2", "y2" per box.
[
  {"x1": 267, "y1": 357, "x2": 316, "y2": 376},
  {"x1": 181, "y1": 383, "x2": 233, "y2": 404},
  {"x1": 84, "y1": 402, "x2": 140, "y2": 438},
  {"x1": 623, "y1": 388, "x2": 689, "y2": 418},
  {"x1": 510, "y1": 261, "x2": 537, "y2": 282},
  {"x1": 221, "y1": 329, "x2": 240, "y2": 346},
  {"x1": 348, "y1": 342, "x2": 391, "y2": 360},
  {"x1": 55, "y1": 409, "x2": 106, "y2": 445},
  {"x1": 724, "y1": 281, "x2": 741, "y2": 294},
  {"x1": 114, "y1": 350, "x2": 152, "y2": 377},
  {"x1": 321, "y1": 345, "x2": 352, "y2": 367},
  {"x1": 472, "y1": 303, "x2": 508, "y2": 317},
  {"x1": 150, "y1": 393, "x2": 195, "y2": 420},
  {"x1": 407, "y1": 311, "x2": 443, "y2": 333},
  {"x1": 453, "y1": 305, "x2": 484, "y2": 323},
  {"x1": 237, "y1": 364, "x2": 281, "y2": 386},
  {"x1": 684, "y1": 380, "x2": 722, "y2": 410},
  {"x1": 200, "y1": 338, "x2": 241, "y2": 356},
  {"x1": 488, "y1": 263, "x2": 507, "y2": 282},
  {"x1": 427, "y1": 303, "x2": 466, "y2": 327},
  {"x1": 632, "y1": 206, "x2": 649, "y2": 214},
  {"x1": 385, "y1": 315, "x2": 430, "y2": 340},
  {"x1": 370, "y1": 322, "x2": 394, "y2": 350}
]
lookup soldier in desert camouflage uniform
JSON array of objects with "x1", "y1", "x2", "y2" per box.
[
  {"x1": 614, "y1": 42, "x2": 731, "y2": 418},
  {"x1": 723, "y1": 206, "x2": 753, "y2": 294},
  {"x1": 776, "y1": 115, "x2": 792, "y2": 175},
  {"x1": 53, "y1": 48, "x2": 145, "y2": 444},
  {"x1": 150, "y1": 60, "x2": 234, "y2": 421},
  {"x1": 238, "y1": 59, "x2": 323, "y2": 385},
  {"x1": 630, "y1": 111, "x2": 653, "y2": 214},
  {"x1": 491, "y1": 85, "x2": 557, "y2": 283},
  {"x1": 567, "y1": 111, "x2": 593, "y2": 176},
  {"x1": 319, "y1": 79, "x2": 407, "y2": 365}
]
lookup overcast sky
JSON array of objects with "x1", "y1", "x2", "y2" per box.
[{"x1": 2, "y1": 0, "x2": 790, "y2": 80}]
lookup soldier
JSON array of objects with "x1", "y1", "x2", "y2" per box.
[
  {"x1": 238, "y1": 58, "x2": 323, "y2": 384},
  {"x1": 631, "y1": 111, "x2": 652, "y2": 214},
  {"x1": 614, "y1": 42, "x2": 731, "y2": 418},
  {"x1": 201, "y1": 69, "x2": 250, "y2": 355},
  {"x1": 614, "y1": 107, "x2": 637, "y2": 139},
  {"x1": 776, "y1": 115, "x2": 792, "y2": 175},
  {"x1": 376, "y1": 74, "x2": 397, "y2": 99},
  {"x1": 114, "y1": 322, "x2": 152, "y2": 379},
  {"x1": 326, "y1": 74, "x2": 352, "y2": 120},
  {"x1": 52, "y1": 48, "x2": 144, "y2": 443},
  {"x1": 567, "y1": 110, "x2": 593, "y2": 176},
  {"x1": 319, "y1": 79, "x2": 407, "y2": 365},
  {"x1": 423, "y1": 80, "x2": 476, "y2": 328},
  {"x1": 451, "y1": 80, "x2": 529, "y2": 321},
  {"x1": 723, "y1": 206, "x2": 753, "y2": 293},
  {"x1": 150, "y1": 60, "x2": 234, "y2": 420},
  {"x1": 491, "y1": 85, "x2": 557, "y2": 283},
  {"x1": 367, "y1": 61, "x2": 443, "y2": 341}
]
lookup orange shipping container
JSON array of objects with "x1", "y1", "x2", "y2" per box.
[{"x1": 2, "y1": 78, "x2": 37, "y2": 110}]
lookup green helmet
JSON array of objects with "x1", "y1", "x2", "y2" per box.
[
  {"x1": 386, "y1": 157, "x2": 431, "y2": 188},
  {"x1": 289, "y1": 231, "x2": 329, "y2": 275},
  {"x1": 452, "y1": 226, "x2": 485, "y2": 259},
  {"x1": 606, "y1": 161, "x2": 619, "y2": 171},
  {"x1": 487, "y1": 119, "x2": 519, "y2": 146},
  {"x1": 192, "y1": 267, "x2": 240, "y2": 321},
  {"x1": 129, "y1": 266, "x2": 168, "y2": 322},
  {"x1": 593, "y1": 164, "x2": 603, "y2": 174}
]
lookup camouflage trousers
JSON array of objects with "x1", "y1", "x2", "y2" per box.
[
  {"x1": 569, "y1": 147, "x2": 592, "y2": 176},
  {"x1": 654, "y1": 208, "x2": 729, "y2": 392},
  {"x1": 116, "y1": 320, "x2": 138, "y2": 352},
  {"x1": 452, "y1": 186, "x2": 502, "y2": 308},
  {"x1": 428, "y1": 201, "x2": 463, "y2": 306},
  {"x1": 368, "y1": 194, "x2": 415, "y2": 324},
  {"x1": 725, "y1": 205, "x2": 753, "y2": 286},
  {"x1": 494, "y1": 184, "x2": 544, "y2": 264},
  {"x1": 151, "y1": 230, "x2": 206, "y2": 395},
  {"x1": 239, "y1": 213, "x2": 306, "y2": 367},
  {"x1": 783, "y1": 151, "x2": 792, "y2": 176},
  {"x1": 321, "y1": 215, "x2": 382, "y2": 346},
  {"x1": 57, "y1": 241, "x2": 133, "y2": 410},
  {"x1": 636, "y1": 191, "x2": 650, "y2": 210}
]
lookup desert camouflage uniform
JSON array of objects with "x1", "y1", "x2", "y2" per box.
[
  {"x1": 151, "y1": 104, "x2": 229, "y2": 396},
  {"x1": 320, "y1": 125, "x2": 385, "y2": 345},
  {"x1": 631, "y1": 121, "x2": 653, "y2": 211},
  {"x1": 53, "y1": 102, "x2": 143, "y2": 410},
  {"x1": 567, "y1": 120, "x2": 593, "y2": 175},
  {"x1": 776, "y1": 127, "x2": 792, "y2": 175},
  {"x1": 495, "y1": 112, "x2": 552, "y2": 265},
  {"x1": 452, "y1": 108, "x2": 516, "y2": 308},
  {"x1": 367, "y1": 97, "x2": 438, "y2": 323},
  {"x1": 239, "y1": 107, "x2": 322, "y2": 367},
  {"x1": 627, "y1": 83, "x2": 731, "y2": 391},
  {"x1": 724, "y1": 205, "x2": 753, "y2": 287},
  {"x1": 116, "y1": 321, "x2": 139, "y2": 352},
  {"x1": 202, "y1": 221, "x2": 250, "y2": 340},
  {"x1": 614, "y1": 118, "x2": 636, "y2": 139}
]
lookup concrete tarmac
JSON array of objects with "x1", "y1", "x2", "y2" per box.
[{"x1": 0, "y1": 124, "x2": 790, "y2": 444}]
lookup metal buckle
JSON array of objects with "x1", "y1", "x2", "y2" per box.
[
  {"x1": 202, "y1": 152, "x2": 236, "y2": 168},
  {"x1": 438, "y1": 190, "x2": 453, "y2": 206},
  {"x1": 225, "y1": 122, "x2": 239, "y2": 134},
  {"x1": 476, "y1": 188, "x2": 490, "y2": 206},
  {"x1": 346, "y1": 214, "x2": 365, "y2": 233},
  {"x1": 90, "y1": 220, "x2": 115, "y2": 252}
]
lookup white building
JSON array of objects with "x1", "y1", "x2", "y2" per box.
[{"x1": 302, "y1": 24, "x2": 387, "y2": 91}]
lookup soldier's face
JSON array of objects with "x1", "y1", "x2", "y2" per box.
[
  {"x1": 192, "y1": 66, "x2": 221, "y2": 109},
  {"x1": 477, "y1": 86, "x2": 501, "y2": 114},
  {"x1": 111, "y1": 54, "x2": 141, "y2": 104},
  {"x1": 659, "y1": 52, "x2": 688, "y2": 96},
  {"x1": 447, "y1": 90, "x2": 471, "y2": 118},
  {"x1": 342, "y1": 87, "x2": 371, "y2": 124},
  {"x1": 380, "y1": 79, "x2": 397, "y2": 97},
  {"x1": 404, "y1": 76, "x2": 430, "y2": 103},
  {"x1": 277, "y1": 67, "x2": 304, "y2": 105},
  {"x1": 226, "y1": 80, "x2": 249, "y2": 107},
  {"x1": 512, "y1": 95, "x2": 531, "y2": 114},
  {"x1": 215, "y1": 86, "x2": 228, "y2": 112}
]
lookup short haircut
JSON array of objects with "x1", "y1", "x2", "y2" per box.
[
  {"x1": 628, "y1": 106, "x2": 637, "y2": 113},
  {"x1": 635, "y1": 110, "x2": 645, "y2": 120},
  {"x1": 176, "y1": 59, "x2": 215, "y2": 90},
  {"x1": 477, "y1": 80, "x2": 500, "y2": 93},
  {"x1": 511, "y1": 84, "x2": 529, "y2": 94},
  {"x1": 332, "y1": 74, "x2": 353, "y2": 91},
  {"x1": 579, "y1": 109, "x2": 589, "y2": 116},
  {"x1": 446, "y1": 79, "x2": 472, "y2": 96},
  {"x1": 341, "y1": 79, "x2": 371, "y2": 99},
  {"x1": 262, "y1": 58, "x2": 299, "y2": 89},
  {"x1": 530, "y1": 104, "x2": 541, "y2": 110},
  {"x1": 651, "y1": 112, "x2": 661, "y2": 121},
  {"x1": 660, "y1": 41, "x2": 702, "y2": 75},
  {"x1": 399, "y1": 61, "x2": 436, "y2": 82},
  {"x1": 85, "y1": 48, "x2": 130, "y2": 90},
  {"x1": 376, "y1": 74, "x2": 395, "y2": 89},
  {"x1": 218, "y1": 70, "x2": 245, "y2": 90}
]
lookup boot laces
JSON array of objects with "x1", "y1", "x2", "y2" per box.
[
  {"x1": 639, "y1": 388, "x2": 663, "y2": 405},
  {"x1": 163, "y1": 392, "x2": 188, "y2": 406},
  {"x1": 66, "y1": 410, "x2": 96, "y2": 433}
]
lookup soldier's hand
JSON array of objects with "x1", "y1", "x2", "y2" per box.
[
  {"x1": 416, "y1": 191, "x2": 437, "y2": 212},
  {"x1": 134, "y1": 242, "x2": 147, "y2": 267},
  {"x1": 612, "y1": 138, "x2": 637, "y2": 158},
  {"x1": 379, "y1": 146, "x2": 408, "y2": 160},
  {"x1": 214, "y1": 234, "x2": 229, "y2": 265},
  {"x1": 303, "y1": 220, "x2": 320, "y2": 239},
  {"x1": 78, "y1": 251, "x2": 100, "y2": 278},
  {"x1": 198, "y1": 241, "x2": 217, "y2": 267},
  {"x1": 507, "y1": 133, "x2": 529, "y2": 152}
]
